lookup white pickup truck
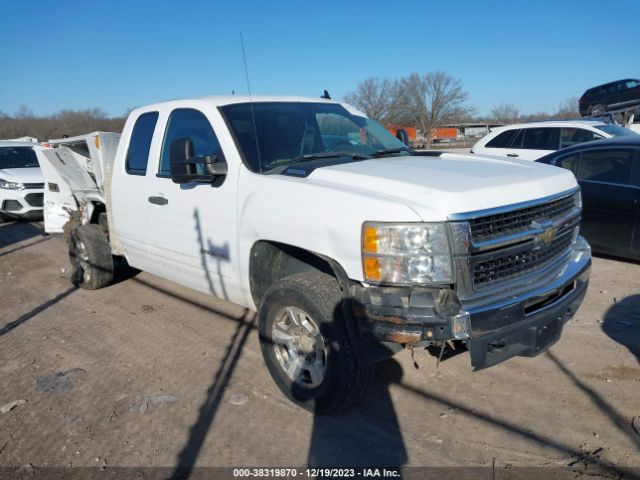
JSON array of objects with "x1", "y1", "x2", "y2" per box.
[{"x1": 39, "y1": 95, "x2": 591, "y2": 413}]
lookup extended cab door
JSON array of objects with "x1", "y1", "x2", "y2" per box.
[
  {"x1": 142, "y1": 107, "x2": 241, "y2": 302},
  {"x1": 111, "y1": 111, "x2": 160, "y2": 269}
]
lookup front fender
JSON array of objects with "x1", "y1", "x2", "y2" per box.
[{"x1": 236, "y1": 169, "x2": 422, "y2": 309}]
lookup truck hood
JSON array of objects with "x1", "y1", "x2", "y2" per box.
[
  {"x1": 306, "y1": 153, "x2": 577, "y2": 221},
  {"x1": 0, "y1": 167, "x2": 44, "y2": 183}
]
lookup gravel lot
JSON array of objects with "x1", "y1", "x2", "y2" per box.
[{"x1": 0, "y1": 220, "x2": 639, "y2": 477}]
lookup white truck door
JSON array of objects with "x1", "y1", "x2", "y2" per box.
[
  {"x1": 142, "y1": 107, "x2": 240, "y2": 302},
  {"x1": 111, "y1": 111, "x2": 161, "y2": 269}
]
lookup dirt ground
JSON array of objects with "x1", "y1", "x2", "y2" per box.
[{"x1": 0, "y1": 220, "x2": 639, "y2": 477}]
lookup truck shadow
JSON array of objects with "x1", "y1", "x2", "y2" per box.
[
  {"x1": 133, "y1": 271, "x2": 258, "y2": 480},
  {"x1": 307, "y1": 350, "x2": 639, "y2": 478},
  {"x1": 546, "y1": 351, "x2": 640, "y2": 452},
  {"x1": 168, "y1": 208, "x2": 253, "y2": 479},
  {"x1": 307, "y1": 358, "x2": 407, "y2": 469},
  {"x1": 110, "y1": 257, "x2": 141, "y2": 285},
  {"x1": 601, "y1": 294, "x2": 640, "y2": 365},
  {"x1": 393, "y1": 358, "x2": 639, "y2": 479},
  {"x1": 194, "y1": 208, "x2": 230, "y2": 301},
  {"x1": 171, "y1": 310, "x2": 255, "y2": 480}
]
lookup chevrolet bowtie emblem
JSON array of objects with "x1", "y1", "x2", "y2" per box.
[
  {"x1": 538, "y1": 227, "x2": 556, "y2": 245},
  {"x1": 532, "y1": 220, "x2": 556, "y2": 245}
]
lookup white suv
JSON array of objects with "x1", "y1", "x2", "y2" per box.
[
  {"x1": 0, "y1": 141, "x2": 45, "y2": 221},
  {"x1": 471, "y1": 120, "x2": 636, "y2": 161}
]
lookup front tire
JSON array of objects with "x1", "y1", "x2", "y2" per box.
[
  {"x1": 590, "y1": 103, "x2": 606, "y2": 115},
  {"x1": 69, "y1": 224, "x2": 113, "y2": 290},
  {"x1": 258, "y1": 272, "x2": 374, "y2": 414}
]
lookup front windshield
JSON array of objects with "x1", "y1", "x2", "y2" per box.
[
  {"x1": 219, "y1": 102, "x2": 408, "y2": 172},
  {"x1": 596, "y1": 124, "x2": 638, "y2": 137},
  {"x1": 0, "y1": 146, "x2": 39, "y2": 169}
]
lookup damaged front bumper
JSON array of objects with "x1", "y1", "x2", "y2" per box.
[{"x1": 350, "y1": 236, "x2": 591, "y2": 370}]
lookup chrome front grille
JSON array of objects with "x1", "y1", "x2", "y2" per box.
[
  {"x1": 449, "y1": 189, "x2": 581, "y2": 297},
  {"x1": 469, "y1": 194, "x2": 575, "y2": 242},
  {"x1": 472, "y1": 228, "x2": 574, "y2": 288},
  {"x1": 23, "y1": 182, "x2": 44, "y2": 189}
]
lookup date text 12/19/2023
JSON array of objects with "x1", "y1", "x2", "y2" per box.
[{"x1": 232, "y1": 468, "x2": 401, "y2": 478}]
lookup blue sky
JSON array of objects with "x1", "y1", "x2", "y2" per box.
[{"x1": 2, "y1": 0, "x2": 639, "y2": 117}]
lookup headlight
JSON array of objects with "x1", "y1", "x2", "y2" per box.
[
  {"x1": 0, "y1": 178, "x2": 25, "y2": 190},
  {"x1": 362, "y1": 222, "x2": 453, "y2": 285}
]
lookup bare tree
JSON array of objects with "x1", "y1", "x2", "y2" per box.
[
  {"x1": 553, "y1": 97, "x2": 580, "y2": 119},
  {"x1": 0, "y1": 107, "x2": 127, "y2": 141},
  {"x1": 394, "y1": 72, "x2": 474, "y2": 145},
  {"x1": 344, "y1": 77, "x2": 396, "y2": 123},
  {"x1": 15, "y1": 105, "x2": 34, "y2": 119},
  {"x1": 520, "y1": 111, "x2": 552, "y2": 122},
  {"x1": 489, "y1": 103, "x2": 521, "y2": 124}
]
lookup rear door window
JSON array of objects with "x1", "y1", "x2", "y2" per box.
[
  {"x1": 578, "y1": 149, "x2": 633, "y2": 185},
  {"x1": 509, "y1": 129, "x2": 525, "y2": 148},
  {"x1": 521, "y1": 128, "x2": 560, "y2": 150},
  {"x1": 559, "y1": 128, "x2": 603, "y2": 148},
  {"x1": 486, "y1": 130, "x2": 518, "y2": 148},
  {"x1": 126, "y1": 112, "x2": 159, "y2": 175}
]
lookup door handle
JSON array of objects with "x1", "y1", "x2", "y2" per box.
[
  {"x1": 507, "y1": 153, "x2": 519, "y2": 158},
  {"x1": 148, "y1": 196, "x2": 168, "y2": 206}
]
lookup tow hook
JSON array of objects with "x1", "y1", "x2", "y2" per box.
[{"x1": 487, "y1": 340, "x2": 507, "y2": 354}]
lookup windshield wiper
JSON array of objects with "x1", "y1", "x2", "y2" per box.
[
  {"x1": 270, "y1": 151, "x2": 372, "y2": 168},
  {"x1": 298, "y1": 151, "x2": 372, "y2": 161},
  {"x1": 369, "y1": 147, "x2": 415, "y2": 157}
]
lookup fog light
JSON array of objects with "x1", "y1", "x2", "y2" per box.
[{"x1": 2, "y1": 200, "x2": 22, "y2": 212}]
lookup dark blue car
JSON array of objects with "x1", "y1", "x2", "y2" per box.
[{"x1": 536, "y1": 136, "x2": 640, "y2": 260}]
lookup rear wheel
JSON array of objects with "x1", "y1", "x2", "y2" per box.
[
  {"x1": 69, "y1": 224, "x2": 113, "y2": 290},
  {"x1": 258, "y1": 272, "x2": 375, "y2": 414}
]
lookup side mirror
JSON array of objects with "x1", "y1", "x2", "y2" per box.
[
  {"x1": 170, "y1": 138, "x2": 228, "y2": 184},
  {"x1": 396, "y1": 129, "x2": 410, "y2": 146}
]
